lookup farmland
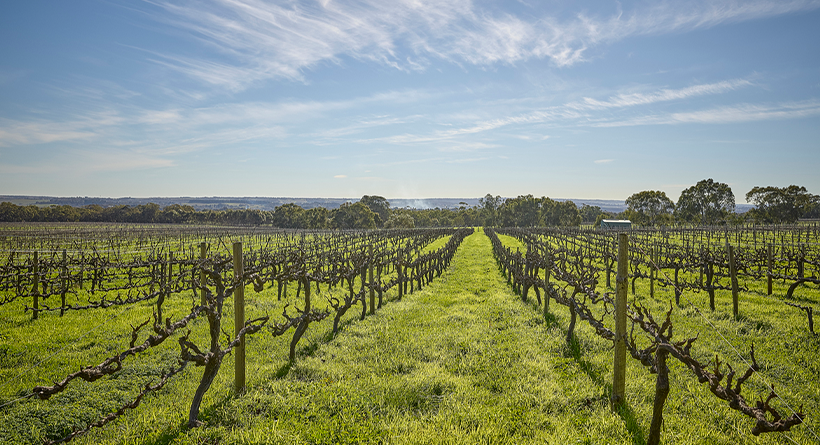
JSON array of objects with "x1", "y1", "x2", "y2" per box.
[{"x1": 0, "y1": 223, "x2": 818, "y2": 444}]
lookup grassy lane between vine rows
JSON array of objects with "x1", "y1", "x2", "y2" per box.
[{"x1": 30, "y1": 228, "x2": 636, "y2": 444}]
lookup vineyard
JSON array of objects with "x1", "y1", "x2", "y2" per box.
[{"x1": 0, "y1": 223, "x2": 818, "y2": 444}]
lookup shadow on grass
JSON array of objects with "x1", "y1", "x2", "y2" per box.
[
  {"x1": 142, "y1": 393, "x2": 233, "y2": 445},
  {"x1": 273, "y1": 325, "x2": 342, "y2": 379},
  {"x1": 142, "y1": 425, "x2": 184, "y2": 445},
  {"x1": 274, "y1": 361, "x2": 293, "y2": 379},
  {"x1": 543, "y1": 310, "x2": 558, "y2": 328},
  {"x1": 521, "y1": 296, "x2": 560, "y2": 329},
  {"x1": 272, "y1": 338, "x2": 324, "y2": 379},
  {"x1": 614, "y1": 400, "x2": 646, "y2": 445},
  {"x1": 564, "y1": 335, "x2": 605, "y2": 388}
]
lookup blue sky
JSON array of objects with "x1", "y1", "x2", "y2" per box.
[{"x1": 1, "y1": 0, "x2": 819, "y2": 203}]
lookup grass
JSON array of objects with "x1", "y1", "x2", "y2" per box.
[
  {"x1": 495, "y1": 230, "x2": 820, "y2": 444},
  {"x1": 0, "y1": 228, "x2": 818, "y2": 444}
]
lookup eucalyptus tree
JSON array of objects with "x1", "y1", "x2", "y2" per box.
[
  {"x1": 479, "y1": 193, "x2": 502, "y2": 226},
  {"x1": 675, "y1": 179, "x2": 735, "y2": 225},
  {"x1": 746, "y1": 185, "x2": 819, "y2": 223},
  {"x1": 331, "y1": 202, "x2": 377, "y2": 229},
  {"x1": 360, "y1": 195, "x2": 390, "y2": 227},
  {"x1": 272, "y1": 203, "x2": 305, "y2": 228},
  {"x1": 625, "y1": 190, "x2": 675, "y2": 226}
]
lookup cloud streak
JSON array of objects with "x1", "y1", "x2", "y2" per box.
[
  {"x1": 591, "y1": 100, "x2": 820, "y2": 127},
  {"x1": 574, "y1": 79, "x2": 753, "y2": 110},
  {"x1": 354, "y1": 78, "x2": 757, "y2": 143},
  {"x1": 0, "y1": 119, "x2": 96, "y2": 146},
  {"x1": 147, "y1": 0, "x2": 820, "y2": 90}
]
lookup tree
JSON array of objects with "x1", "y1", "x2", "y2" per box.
[
  {"x1": 331, "y1": 202, "x2": 377, "y2": 229},
  {"x1": 43, "y1": 205, "x2": 81, "y2": 222},
  {"x1": 803, "y1": 200, "x2": 820, "y2": 219},
  {"x1": 625, "y1": 190, "x2": 675, "y2": 226},
  {"x1": 159, "y1": 204, "x2": 197, "y2": 223},
  {"x1": 272, "y1": 203, "x2": 305, "y2": 228},
  {"x1": 541, "y1": 198, "x2": 581, "y2": 226},
  {"x1": 478, "y1": 194, "x2": 502, "y2": 226},
  {"x1": 594, "y1": 213, "x2": 611, "y2": 227},
  {"x1": 383, "y1": 213, "x2": 415, "y2": 228},
  {"x1": 300, "y1": 207, "x2": 330, "y2": 229},
  {"x1": 579, "y1": 204, "x2": 609, "y2": 224},
  {"x1": 0, "y1": 202, "x2": 25, "y2": 221},
  {"x1": 499, "y1": 195, "x2": 541, "y2": 227},
  {"x1": 675, "y1": 179, "x2": 735, "y2": 225},
  {"x1": 359, "y1": 195, "x2": 390, "y2": 227},
  {"x1": 746, "y1": 185, "x2": 819, "y2": 224}
]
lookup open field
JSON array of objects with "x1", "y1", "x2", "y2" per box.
[{"x1": 0, "y1": 225, "x2": 818, "y2": 444}]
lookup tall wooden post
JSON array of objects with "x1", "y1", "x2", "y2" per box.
[
  {"x1": 157, "y1": 254, "x2": 167, "y2": 322},
  {"x1": 543, "y1": 268, "x2": 551, "y2": 317},
  {"x1": 728, "y1": 244, "x2": 739, "y2": 318},
  {"x1": 605, "y1": 242, "x2": 611, "y2": 288},
  {"x1": 397, "y1": 262, "x2": 403, "y2": 300},
  {"x1": 5, "y1": 251, "x2": 12, "y2": 292},
  {"x1": 78, "y1": 253, "x2": 84, "y2": 290},
  {"x1": 199, "y1": 242, "x2": 207, "y2": 305},
  {"x1": 612, "y1": 233, "x2": 628, "y2": 405},
  {"x1": 61, "y1": 249, "x2": 67, "y2": 317},
  {"x1": 369, "y1": 245, "x2": 375, "y2": 315},
  {"x1": 767, "y1": 244, "x2": 773, "y2": 296},
  {"x1": 32, "y1": 251, "x2": 39, "y2": 320},
  {"x1": 233, "y1": 242, "x2": 246, "y2": 393},
  {"x1": 649, "y1": 246, "x2": 655, "y2": 298},
  {"x1": 648, "y1": 348, "x2": 670, "y2": 445},
  {"x1": 168, "y1": 251, "x2": 174, "y2": 286},
  {"x1": 13, "y1": 252, "x2": 21, "y2": 294}
]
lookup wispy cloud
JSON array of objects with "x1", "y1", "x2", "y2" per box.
[
  {"x1": 594, "y1": 159, "x2": 614, "y2": 164},
  {"x1": 446, "y1": 156, "x2": 491, "y2": 164},
  {"x1": 591, "y1": 99, "x2": 820, "y2": 127},
  {"x1": 0, "y1": 87, "x2": 424, "y2": 160},
  {"x1": 73, "y1": 149, "x2": 176, "y2": 172},
  {"x1": 0, "y1": 119, "x2": 98, "y2": 146},
  {"x1": 147, "y1": 0, "x2": 820, "y2": 91},
  {"x1": 369, "y1": 79, "x2": 757, "y2": 142},
  {"x1": 574, "y1": 79, "x2": 753, "y2": 110},
  {"x1": 0, "y1": 148, "x2": 174, "y2": 175}
]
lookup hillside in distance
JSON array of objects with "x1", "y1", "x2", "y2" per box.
[
  {"x1": 0, "y1": 195, "x2": 755, "y2": 214},
  {"x1": 0, "y1": 195, "x2": 622, "y2": 212}
]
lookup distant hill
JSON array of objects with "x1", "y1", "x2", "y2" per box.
[{"x1": 0, "y1": 195, "x2": 753, "y2": 213}]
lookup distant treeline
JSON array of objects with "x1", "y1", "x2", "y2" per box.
[
  {"x1": 0, "y1": 195, "x2": 588, "y2": 229},
  {"x1": 4, "y1": 182, "x2": 816, "y2": 228}
]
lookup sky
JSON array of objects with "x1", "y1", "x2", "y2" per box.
[{"x1": 1, "y1": 0, "x2": 819, "y2": 203}]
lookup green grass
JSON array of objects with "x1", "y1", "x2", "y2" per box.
[
  {"x1": 0, "y1": 229, "x2": 818, "y2": 444},
  {"x1": 495, "y1": 231, "x2": 820, "y2": 445}
]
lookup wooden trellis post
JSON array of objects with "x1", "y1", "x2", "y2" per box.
[
  {"x1": 649, "y1": 246, "x2": 655, "y2": 298},
  {"x1": 61, "y1": 249, "x2": 67, "y2": 317},
  {"x1": 200, "y1": 242, "x2": 207, "y2": 305},
  {"x1": 728, "y1": 244, "x2": 739, "y2": 318},
  {"x1": 543, "y1": 267, "x2": 551, "y2": 317},
  {"x1": 32, "y1": 251, "x2": 40, "y2": 321},
  {"x1": 369, "y1": 244, "x2": 375, "y2": 315},
  {"x1": 397, "y1": 261, "x2": 403, "y2": 300},
  {"x1": 767, "y1": 244, "x2": 773, "y2": 296},
  {"x1": 612, "y1": 233, "x2": 628, "y2": 405},
  {"x1": 233, "y1": 242, "x2": 246, "y2": 393}
]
